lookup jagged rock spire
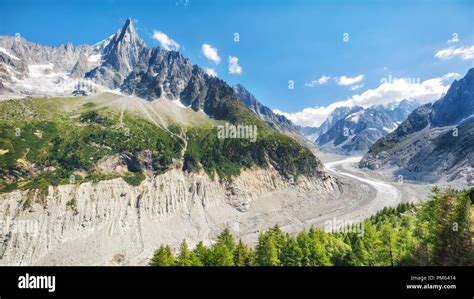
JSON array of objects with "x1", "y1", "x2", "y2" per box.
[{"x1": 87, "y1": 18, "x2": 147, "y2": 88}]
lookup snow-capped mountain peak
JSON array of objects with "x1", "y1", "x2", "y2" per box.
[{"x1": 312, "y1": 100, "x2": 420, "y2": 155}]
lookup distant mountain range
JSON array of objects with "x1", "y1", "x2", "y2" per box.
[
  {"x1": 297, "y1": 106, "x2": 353, "y2": 143},
  {"x1": 360, "y1": 68, "x2": 474, "y2": 184},
  {"x1": 298, "y1": 100, "x2": 420, "y2": 155}
]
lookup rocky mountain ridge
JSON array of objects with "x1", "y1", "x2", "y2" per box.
[
  {"x1": 232, "y1": 84, "x2": 299, "y2": 133},
  {"x1": 360, "y1": 68, "x2": 474, "y2": 184},
  {"x1": 0, "y1": 19, "x2": 298, "y2": 134},
  {"x1": 314, "y1": 100, "x2": 419, "y2": 155}
]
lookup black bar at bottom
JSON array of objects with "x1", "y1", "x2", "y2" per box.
[{"x1": 0, "y1": 266, "x2": 472, "y2": 298}]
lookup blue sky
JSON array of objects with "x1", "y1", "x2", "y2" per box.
[{"x1": 1, "y1": 0, "x2": 473, "y2": 126}]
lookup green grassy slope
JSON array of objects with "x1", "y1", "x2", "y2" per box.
[
  {"x1": 0, "y1": 95, "x2": 322, "y2": 194},
  {"x1": 0, "y1": 97, "x2": 184, "y2": 193}
]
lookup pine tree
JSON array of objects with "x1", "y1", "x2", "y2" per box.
[
  {"x1": 268, "y1": 225, "x2": 286, "y2": 258},
  {"x1": 451, "y1": 190, "x2": 472, "y2": 265},
  {"x1": 350, "y1": 236, "x2": 369, "y2": 266},
  {"x1": 432, "y1": 189, "x2": 458, "y2": 265},
  {"x1": 233, "y1": 239, "x2": 253, "y2": 266},
  {"x1": 176, "y1": 240, "x2": 201, "y2": 266},
  {"x1": 217, "y1": 228, "x2": 236, "y2": 251},
  {"x1": 281, "y1": 235, "x2": 303, "y2": 266},
  {"x1": 149, "y1": 245, "x2": 176, "y2": 266},
  {"x1": 193, "y1": 241, "x2": 212, "y2": 266},
  {"x1": 395, "y1": 222, "x2": 417, "y2": 265},
  {"x1": 211, "y1": 242, "x2": 235, "y2": 266},
  {"x1": 431, "y1": 189, "x2": 472, "y2": 265},
  {"x1": 296, "y1": 230, "x2": 311, "y2": 266},
  {"x1": 410, "y1": 217, "x2": 431, "y2": 266},
  {"x1": 308, "y1": 227, "x2": 332, "y2": 266},
  {"x1": 361, "y1": 221, "x2": 382, "y2": 266},
  {"x1": 255, "y1": 233, "x2": 280, "y2": 266},
  {"x1": 379, "y1": 223, "x2": 397, "y2": 266},
  {"x1": 210, "y1": 229, "x2": 236, "y2": 266},
  {"x1": 325, "y1": 234, "x2": 352, "y2": 266}
]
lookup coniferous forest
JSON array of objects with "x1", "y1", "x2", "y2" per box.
[{"x1": 150, "y1": 188, "x2": 474, "y2": 266}]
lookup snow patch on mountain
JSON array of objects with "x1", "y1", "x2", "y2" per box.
[
  {"x1": 347, "y1": 110, "x2": 363, "y2": 123},
  {"x1": 87, "y1": 54, "x2": 102, "y2": 64},
  {"x1": 0, "y1": 47, "x2": 20, "y2": 60}
]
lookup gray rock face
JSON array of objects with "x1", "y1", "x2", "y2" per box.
[
  {"x1": 0, "y1": 167, "x2": 335, "y2": 265},
  {"x1": 430, "y1": 69, "x2": 474, "y2": 127},
  {"x1": 315, "y1": 100, "x2": 419, "y2": 155},
  {"x1": 360, "y1": 68, "x2": 474, "y2": 184},
  {"x1": 361, "y1": 103, "x2": 433, "y2": 159},
  {"x1": 232, "y1": 84, "x2": 299, "y2": 133},
  {"x1": 0, "y1": 36, "x2": 93, "y2": 73},
  {"x1": 86, "y1": 18, "x2": 147, "y2": 88},
  {"x1": 70, "y1": 54, "x2": 89, "y2": 79},
  {"x1": 179, "y1": 66, "x2": 208, "y2": 110},
  {"x1": 0, "y1": 50, "x2": 28, "y2": 83},
  {"x1": 173, "y1": 72, "x2": 244, "y2": 120},
  {"x1": 121, "y1": 48, "x2": 193, "y2": 100},
  {"x1": 84, "y1": 19, "x2": 202, "y2": 102}
]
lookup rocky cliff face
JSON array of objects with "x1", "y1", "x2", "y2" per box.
[
  {"x1": 121, "y1": 49, "x2": 193, "y2": 100},
  {"x1": 70, "y1": 54, "x2": 90, "y2": 79},
  {"x1": 0, "y1": 36, "x2": 93, "y2": 73},
  {"x1": 86, "y1": 18, "x2": 147, "y2": 88},
  {"x1": 0, "y1": 166, "x2": 335, "y2": 266}
]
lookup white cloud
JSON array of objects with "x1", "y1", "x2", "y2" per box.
[
  {"x1": 435, "y1": 46, "x2": 474, "y2": 60},
  {"x1": 204, "y1": 68, "x2": 217, "y2": 77},
  {"x1": 152, "y1": 30, "x2": 180, "y2": 51},
  {"x1": 201, "y1": 44, "x2": 221, "y2": 64},
  {"x1": 274, "y1": 72, "x2": 460, "y2": 127},
  {"x1": 273, "y1": 109, "x2": 294, "y2": 119},
  {"x1": 350, "y1": 83, "x2": 364, "y2": 91},
  {"x1": 228, "y1": 56, "x2": 242, "y2": 74},
  {"x1": 304, "y1": 75, "x2": 331, "y2": 87},
  {"x1": 273, "y1": 106, "x2": 340, "y2": 128},
  {"x1": 335, "y1": 74, "x2": 364, "y2": 86}
]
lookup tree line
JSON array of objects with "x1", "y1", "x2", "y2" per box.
[{"x1": 150, "y1": 187, "x2": 473, "y2": 266}]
